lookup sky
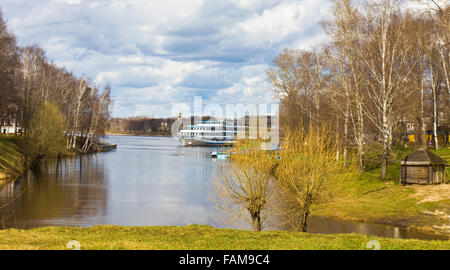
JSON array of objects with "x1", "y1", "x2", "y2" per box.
[{"x1": 0, "y1": 0, "x2": 331, "y2": 118}]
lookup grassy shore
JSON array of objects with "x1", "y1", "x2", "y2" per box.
[
  {"x1": 312, "y1": 146, "x2": 450, "y2": 235},
  {"x1": 0, "y1": 136, "x2": 24, "y2": 180},
  {"x1": 1, "y1": 137, "x2": 449, "y2": 248},
  {"x1": 0, "y1": 225, "x2": 449, "y2": 250},
  {"x1": 0, "y1": 134, "x2": 112, "y2": 180}
]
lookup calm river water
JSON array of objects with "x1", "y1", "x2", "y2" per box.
[{"x1": 0, "y1": 136, "x2": 447, "y2": 240}]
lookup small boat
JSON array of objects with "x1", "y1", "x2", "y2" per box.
[
  {"x1": 101, "y1": 144, "x2": 117, "y2": 151},
  {"x1": 92, "y1": 141, "x2": 117, "y2": 152},
  {"x1": 211, "y1": 151, "x2": 230, "y2": 160},
  {"x1": 217, "y1": 152, "x2": 230, "y2": 160}
]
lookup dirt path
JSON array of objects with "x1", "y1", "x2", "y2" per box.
[
  {"x1": 408, "y1": 184, "x2": 450, "y2": 204},
  {"x1": 407, "y1": 184, "x2": 450, "y2": 235}
]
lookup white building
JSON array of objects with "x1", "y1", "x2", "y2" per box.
[{"x1": 1, "y1": 119, "x2": 22, "y2": 134}]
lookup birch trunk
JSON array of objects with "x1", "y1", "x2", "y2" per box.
[
  {"x1": 430, "y1": 64, "x2": 439, "y2": 150},
  {"x1": 343, "y1": 104, "x2": 349, "y2": 166},
  {"x1": 357, "y1": 102, "x2": 365, "y2": 172},
  {"x1": 420, "y1": 69, "x2": 427, "y2": 148},
  {"x1": 70, "y1": 79, "x2": 88, "y2": 149}
]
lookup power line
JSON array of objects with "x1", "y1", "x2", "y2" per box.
[{"x1": 15, "y1": 18, "x2": 87, "y2": 30}]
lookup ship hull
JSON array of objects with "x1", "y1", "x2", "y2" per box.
[{"x1": 180, "y1": 138, "x2": 233, "y2": 147}]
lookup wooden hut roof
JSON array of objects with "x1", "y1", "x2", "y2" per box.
[{"x1": 400, "y1": 150, "x2": 447, "y2": 165}]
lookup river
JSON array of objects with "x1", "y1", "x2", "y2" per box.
[{"x1": 0, "y1": 136, "x2": 447, "y2": 240}]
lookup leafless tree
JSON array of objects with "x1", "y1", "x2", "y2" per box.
[
  {"x1": 324, "y1": 0, "x2": 367, "y2": 171},
  {"x1": 213, "y1": 141, "x2": 277, "y2": 231}
]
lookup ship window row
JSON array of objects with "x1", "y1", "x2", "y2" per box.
[
  {"x1": 183, "y1": 136, "x2": 234, "y2": 140},
  {"x1": 183, "y1": 132, "x2": 234, "y2": 136},
  {"x1": 185, "y1": 127, "x2": 246, "y2": 131},
  {"x1": 182, "y1": 131, "x2": 237, "y2": 135}
]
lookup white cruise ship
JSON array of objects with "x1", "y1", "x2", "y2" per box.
[{"x1": 178, "y1": 120, "x2": 245, "y2": 146}]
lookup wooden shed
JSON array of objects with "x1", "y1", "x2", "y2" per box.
[{"x1": 400, "y1": 150, "x2": 447, "y2": 185}]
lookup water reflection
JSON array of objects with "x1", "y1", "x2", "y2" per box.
[
  {"x1": 307, "y1": 216, "x2": 448, "y2": 241},
  {"x1": 0, "y1": 155, "x2": 108, "y2": 228},
  {"x1": 0, "y1": 136, "x2": 222, "y2": 229},
  {"x1": 0, "y1": 136, "x2": 448, "y2": 241}
]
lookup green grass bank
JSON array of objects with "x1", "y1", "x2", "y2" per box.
[
  {"x1": 0, "y1": 225, "x2": 449, "y2": 250},
  {"x1": 0, "y1": 136, "x2": 25, "y2": 180},
  {"x1": 312, "y1": 146, "x2": 450, "y2": 235}
]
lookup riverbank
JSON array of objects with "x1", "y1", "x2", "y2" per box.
[
  {"x1": 0, "y1": 136, "x2": 25, "y2": 180},
  {"x1": 105, "y1": 131, "x2": 172, "y2": 137},
  {"x1": 0, "y1": 225, "x2": 448, "y2": 250},
  {"x1": 0, "y1": 135, "x2": 113, "y2": 181},
  {"x1": 312, "y1": 147, "x2": 450, "y2": 237},
  {"x1": 2, "y1": 135, "x2": 449, "y2": 241}
]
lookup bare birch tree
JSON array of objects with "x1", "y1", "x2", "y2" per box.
[
  {"x1": 360, "y1": 0, "x2": 415, "y2": 180},
  {"x1": 324, "y1": 0, "x2": 367, "y2": 171},
  {"x1": 69, "y1": 78, "x2": 89, "y2": 149},
  {"x1": 82, "y1": 84, "x2": 111, "y2": 151}
]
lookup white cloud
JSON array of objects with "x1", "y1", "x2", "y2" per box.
[
  {"x1": 0, "y1": 0, "x2": 329, "y2": 117},
  {"x1": 225, "y1": 0, "x2": 330, "y2": 50},
  {"x1": 231, "y1": 0, "x2": 279, "y2": 11},
  {"x1": 55, "y1": 0, "x2": 82, "y2": 5}
]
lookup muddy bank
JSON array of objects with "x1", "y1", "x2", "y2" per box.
[
  {"x1": 374, "y1": 215, "x2": 450, "y2": 238},
  {"x1": 308, "y1": 215, "x2": 449, "y2": 240},
  {"x1": 317, "y1": 207, "x2": 450, "y2": 238}
]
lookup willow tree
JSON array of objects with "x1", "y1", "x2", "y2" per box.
[
  {"x1": 25, "y1": 102, "x2": 66, "y2": 170},
  {"x1": 213, "y1": 141, "x2": 278, "y2": 231},
  {"x1": 273, "y1": 127, "x2": 351, "y2": 232}
]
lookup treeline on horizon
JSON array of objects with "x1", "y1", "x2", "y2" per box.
[
  {"x1": 108, "y1": 115, "x2": 274, "y2": 134},
  {"x1": 0, "y1": 9, "x2": 111, "y2": 153},
  {"x1": 268, "y1": 0, "x2": 450, "y2": 180},
  {"x1": 108, "y1": 117, "x2": 176, "y2": 134}
]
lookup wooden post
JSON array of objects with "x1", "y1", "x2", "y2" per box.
[
  {"x1": 444, "y1": 165, "x2": 446, "y2": 184},
  {"x1": 428, "y1": 166, "x2": 432, "y2": 185},
  {"x1": 400, "y1": 165, "x2": 404, "y2": 184},
  {"x1": 403, "y1": 165, "x2": 407, "y2": 183}
]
